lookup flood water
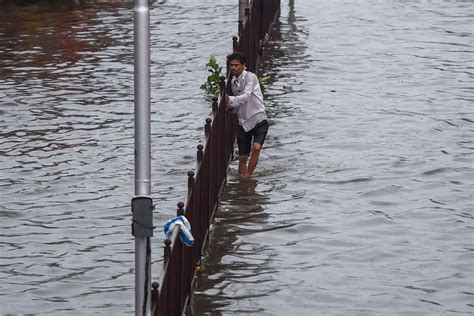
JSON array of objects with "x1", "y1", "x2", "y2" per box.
[{"x1": 0, "y1": 0, "x2": 473, "y2": 315}]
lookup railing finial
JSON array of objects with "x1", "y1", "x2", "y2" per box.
[
  {"x1": 197, "y1": 144, "x2": 204, "y2": 164},
  {"x1": 164, "y1": 239, "x2": 171, "y2": 262},
  {"x1": 233, "y1": 36, "x2": 239, "y2": 52},
  {"x1": 205, "y1": 118, "x2": 212, "y2": 136},
  {"x1": 177, "y1": 202, "x2": 185, "y2": 216}
]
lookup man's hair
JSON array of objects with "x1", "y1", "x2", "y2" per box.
[{"x1": 227, "y1": 52, "x2": 247, "y2": 64}]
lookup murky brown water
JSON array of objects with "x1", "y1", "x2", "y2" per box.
[{"x1": 1, "y1": 0, "x2": 473, "y2": 315}]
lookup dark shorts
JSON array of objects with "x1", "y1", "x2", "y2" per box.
[{"x1": 237, "y1": 120, "x2": 269, "y2": 156}]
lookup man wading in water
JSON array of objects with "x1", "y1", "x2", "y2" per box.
[{"x1": 225, "y1": 52, "x2": 269, "y2": 178}]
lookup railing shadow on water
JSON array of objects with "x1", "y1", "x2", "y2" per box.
[{"x1": 150, "y1": 1, "x2": 280, "y2": 314}]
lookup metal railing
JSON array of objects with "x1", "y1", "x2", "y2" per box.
[
  {"x1": 150, "y1": 1, "x2": 280, "y2": 314},
  {"x1": 236, "y1": 0, "x2": 281, "y2": 73}
]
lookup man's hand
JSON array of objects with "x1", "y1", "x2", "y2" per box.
[{"x1": 224, "y1": 94, "x2": 234, "y2": 112}]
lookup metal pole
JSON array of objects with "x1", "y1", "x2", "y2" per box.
[{"x1": 133, "y1": 0, "x2": 151, "y2": 315}]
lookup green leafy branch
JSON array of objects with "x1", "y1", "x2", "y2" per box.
[{"x1": 200, "y1": 55, "x2": 222, "y2": 95}]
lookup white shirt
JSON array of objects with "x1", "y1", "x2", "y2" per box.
[{"x1": 228, "y1": 70, "x2": 267, "y2": 132}]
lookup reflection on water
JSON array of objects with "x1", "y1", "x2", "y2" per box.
[
  {"x1": 259, "y1": 0, "x2": 310, "y2": 120},
  {"x1": 188, "y1": 172, "x2": 276, "y2": 315},
  {"x1": 0, "y1": 0, "x2": 133, "y2": 72}
]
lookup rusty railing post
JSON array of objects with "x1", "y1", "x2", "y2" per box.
[
  {"x1": 151, "y1": 281, "x2": 159, "y2": 316},
  {"x1": 164, "y1": 239, "x2": 171, "y2": 263},
  {"x1": 161, "y1": 238, "x2": 171, "y2": 316},
  {"x1": 256, "y1": 0, "x2": 263, "y2": 60},
  {"x1": 219, "y1": 75, "x2": 226, "y2": 95},
  {"x1": 176, "y1": 201, "x2": 189, "y2": 309},
  {"x1": 205, "y1": 117, "x2": 214, "y2": 220},
  {"x1": 203, "y1": 119, "x2": 211, "y2": 227},
  {"x1": 233, "y1": 36, "x2": 238, "y2": 53},
  {"x1": 177, "y1": 201, "x2": 185, "y2": 216},
  {"x1": 209, "y1": 113, "x2": 217, "y2": 214},
  {"x1": 205, "y1": 118, "x2": 212, "y2": 137},
  {"x1": 197, "y1": 144, "x2": 204, "y2": 165},
  {"x1": 197, "y1": 144, "x2": 204, "y2": 242},
  {"x1": 186, "y1": 170, "x2": 198, "y2": 267},
  {"x1": 244, "y1": 7, "x2": 252, "y2": 71},
  {"x1": 212, "y1": 97, "x2": 218, "y2": 115},
  {"x1": 171, "y1": 202, "x2": 183, "y2": 311},
  {"x1": 219, "y1": 76, "x2": 227, "y2": 189},
  {"x1": 186, "y1": 170, "x2": 194, "y2": 234}
]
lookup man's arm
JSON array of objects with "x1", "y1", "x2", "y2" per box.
[{"x1": 227, "y1": 74, "x2": 258, "y2": 112}]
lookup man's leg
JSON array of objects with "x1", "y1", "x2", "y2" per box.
[
  {"x1": 246, "y1": 121, "x2": 268, "y2": 176},
  {"x1": 237, "y1": 125, "x2": 252, "y2": 176},
  {"x1": 239, "y1": 155, "x2": 249, "y2": 175},
  {"x1": 246, "y1": 143, "x2": 261, "y2": 175}
]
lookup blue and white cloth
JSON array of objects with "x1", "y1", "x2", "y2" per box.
[{"x1": 163, "y1": 215, "x2": 194, "y2": 247}]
